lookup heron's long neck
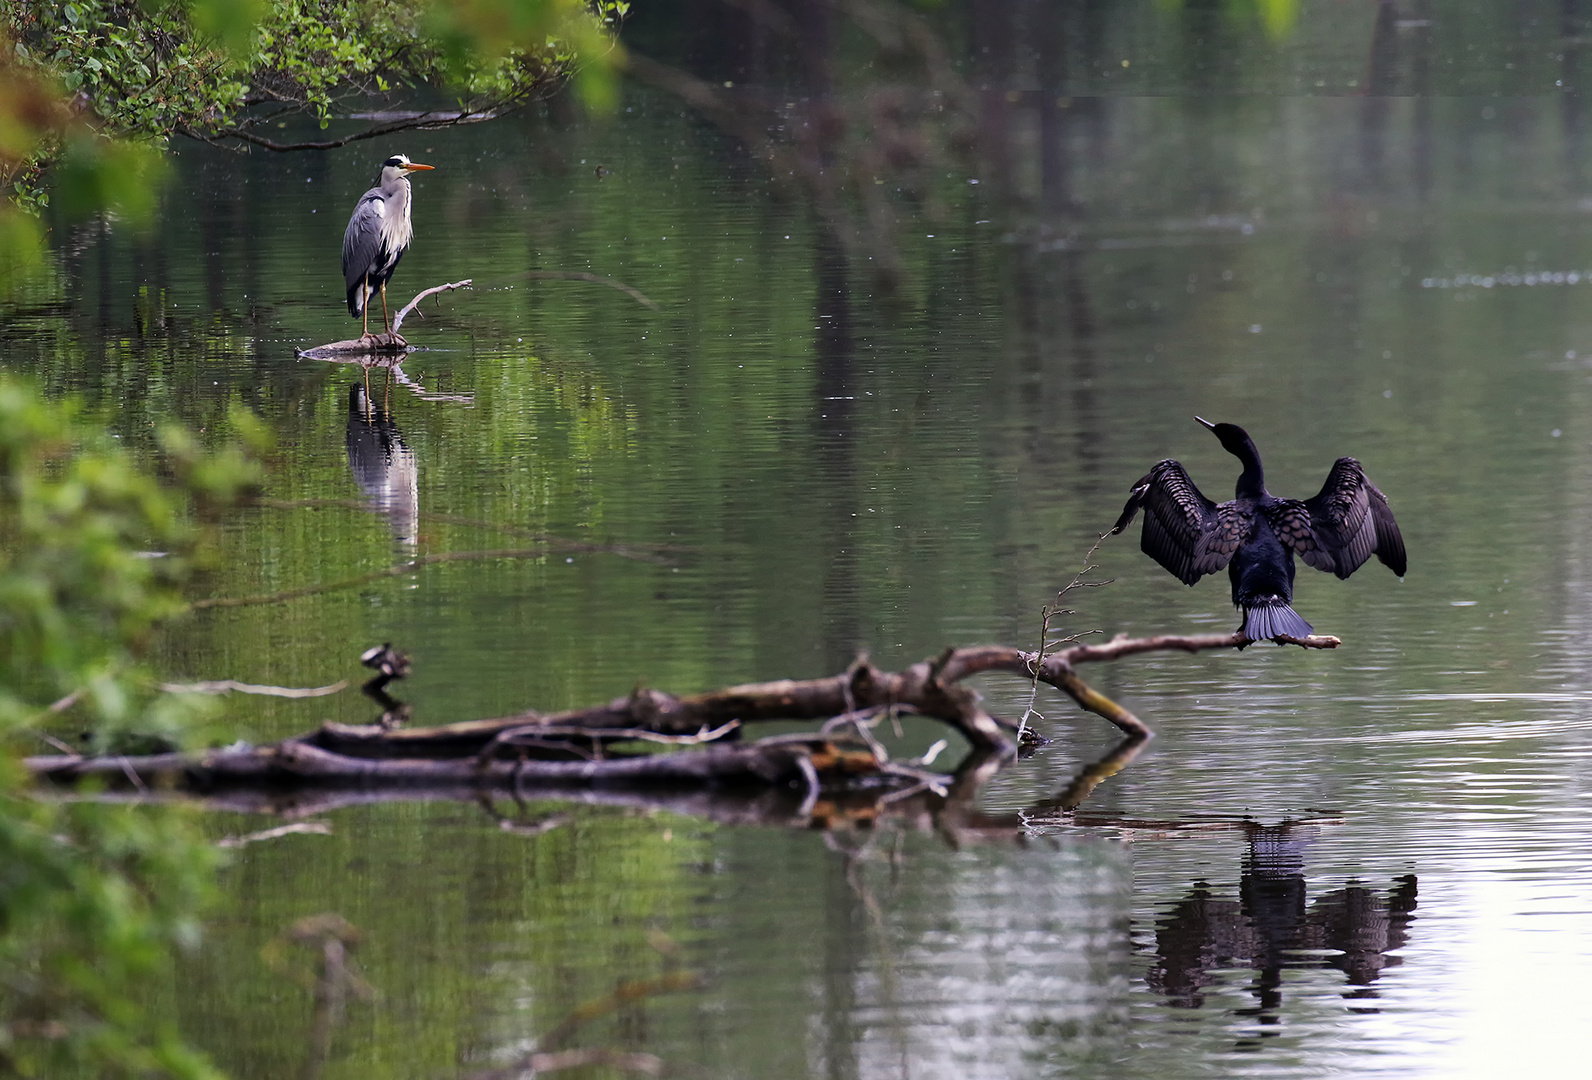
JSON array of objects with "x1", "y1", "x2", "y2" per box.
[{"x1": 388, "y1": 177, "x2": 413, "y2": 247}]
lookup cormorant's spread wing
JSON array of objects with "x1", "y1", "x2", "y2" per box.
[
  {"x1": 1111, "y1": 459, "x2": 1246, "y2": 585},
  {"x1": 1279, "y1": 457, "x2": 1407, "y2": 579}
]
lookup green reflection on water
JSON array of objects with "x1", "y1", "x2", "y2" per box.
[{"x1": 189, "y1": 804, "x2": 710, "y2": 1079}]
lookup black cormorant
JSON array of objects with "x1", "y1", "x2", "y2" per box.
[{"x1": 1110, "y1": 417, "x2": 1406, "y2": 642}]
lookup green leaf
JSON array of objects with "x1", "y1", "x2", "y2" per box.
[{"x1": 187, "y1": 0, "x2": 266, "y2": 56}]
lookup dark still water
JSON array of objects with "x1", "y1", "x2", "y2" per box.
[{"x1": 10, "y1": 17, "x2": 1592, "y2": 1080}]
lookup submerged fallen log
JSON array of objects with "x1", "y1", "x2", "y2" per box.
[{"x1": 25, "y1": 632, "x2": 1339, "y2": 798}]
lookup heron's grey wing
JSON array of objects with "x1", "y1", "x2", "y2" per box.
[
  {"x1": 342, "y1": 189, "x2": 387, "y2": 291},
  {"x1": 1286, "y1": 457, "x2": 1407, "y2": 578},
  {"x1": 1113, "y1": 459, "x2": 1242, "y2": 586}
]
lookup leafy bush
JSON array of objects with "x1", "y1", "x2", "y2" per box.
[{"x1": 0, "y1": 378, "x2": 263, "y2": 1077}]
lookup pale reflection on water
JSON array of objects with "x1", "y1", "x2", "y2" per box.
[{"x1": 346, "y1": 383, "x2": 420, "y2": 546}]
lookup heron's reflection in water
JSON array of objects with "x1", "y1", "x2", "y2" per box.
[{"x1": 346, "y1": 383, "x2": 418, "y2": 546}]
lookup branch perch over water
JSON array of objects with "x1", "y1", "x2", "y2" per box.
[
  {"x1": 946, "y1": 631, "x2": 1339, "y2": 739},
  {"x1": 296, "y1": 270, "x2": 657, "y2": 359},
  {"x1": 25, "y1": 632, "x2": 1339, "y2": 795},
  {"x1": 297, "y1": 280, "x2": 472, "y2": 358}
]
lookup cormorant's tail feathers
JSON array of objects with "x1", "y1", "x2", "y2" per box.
[{"x1": 1240, "y1": 601, "x2": 1313, "y2": 643}]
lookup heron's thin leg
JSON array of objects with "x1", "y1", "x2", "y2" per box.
[
  {"x1": 379, "y1": 283, "x2": 391, "y2": 336},
  {"x1": 360, "y1": 275, "x2": 372, "y2": 339}
]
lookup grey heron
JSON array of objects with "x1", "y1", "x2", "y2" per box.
[{"x1": 341, "y1": 154, "x2": 435, "y2": 340}]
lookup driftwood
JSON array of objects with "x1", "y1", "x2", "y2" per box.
[
  {"x1": 297, "y1": 279, "x2": 473, "y2": 358},
  {"x1": 26, "y1": 633, "x2": 1339, "y2": 801}
]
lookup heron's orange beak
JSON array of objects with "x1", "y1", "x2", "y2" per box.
[{"x1": 403, "y1": 162, "x2": 435, "y2": 173}]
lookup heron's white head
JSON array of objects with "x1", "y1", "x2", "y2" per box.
[{"x1": 379, "y1": 154, "x2": 435, "y2": 183}]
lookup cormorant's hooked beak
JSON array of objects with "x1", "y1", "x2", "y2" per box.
[
  {"x1": 1194, "y1": 416, "x2": 1216, "y2": 431},
  {"x1": 402, "y1": 162, "x2": 435, "y2": 173}
]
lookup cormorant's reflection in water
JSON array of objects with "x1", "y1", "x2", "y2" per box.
[
  {"x1": 1146, "y1": 821, "x2": 1417, "y2": 1033},
  {"x1": 346, "y1": 383, "x2": 419, "y2": 546}
]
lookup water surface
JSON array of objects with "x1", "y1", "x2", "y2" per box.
[{"x1": 7, "y1": 8, "x2": 1592, "y2": 1077}]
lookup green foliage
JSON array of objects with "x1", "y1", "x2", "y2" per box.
[
  {"x1": 0, "y1": 53, "x2": 67, "y2": 293},
  {"x1": 0, "y1": 795, "x2": 223, "y2": 1079},
  {"x1": 182, "y1": 0, "x2": 269, "y2": 57},
  {"x1": 0, "y1": 377, "x2": 263, "y2": 1077},
  {"x1": 425, "y1": 0, "x2": 628, "y2": 113},
  {"x1": 4, "y1": 0, "x2": 622, "y2": 155}
]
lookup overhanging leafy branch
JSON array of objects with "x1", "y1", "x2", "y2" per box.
[{"x1": 2, "y1": 0, "x2": 626, "y2": 190}]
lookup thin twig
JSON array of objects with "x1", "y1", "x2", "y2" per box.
[
  {"x1": 875, "y1": 776, "x2": 946, "y2": 806},
  {"x1": 46, "y1": 688, "x2": 85, "y2": 714},
  {"x1": 30, "y1": 730, "x2": 81, "y2": 757},
  {"x1": 819, "y1": 705, "x2": 911, "y2": 763},
  {"x1": 390, "y1": 279, "x2": 472, "y2": 335},
  {"x1": 1018, "y1": 532, "x2": 1111, "y2": 743},
  {"x1": 874, "y1": 760, "x2": 950, "y2": 802},
  {"x1": 116, "y1": 757, "x2": 147, "y2": 795}
]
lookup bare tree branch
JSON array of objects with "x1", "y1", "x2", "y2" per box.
[
  {"x1": 175, "y1": 108, "x2": 505, "y2": 153},
  {"x1": 390, "y1": 279, "x2": 472, "y2": 335}
]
